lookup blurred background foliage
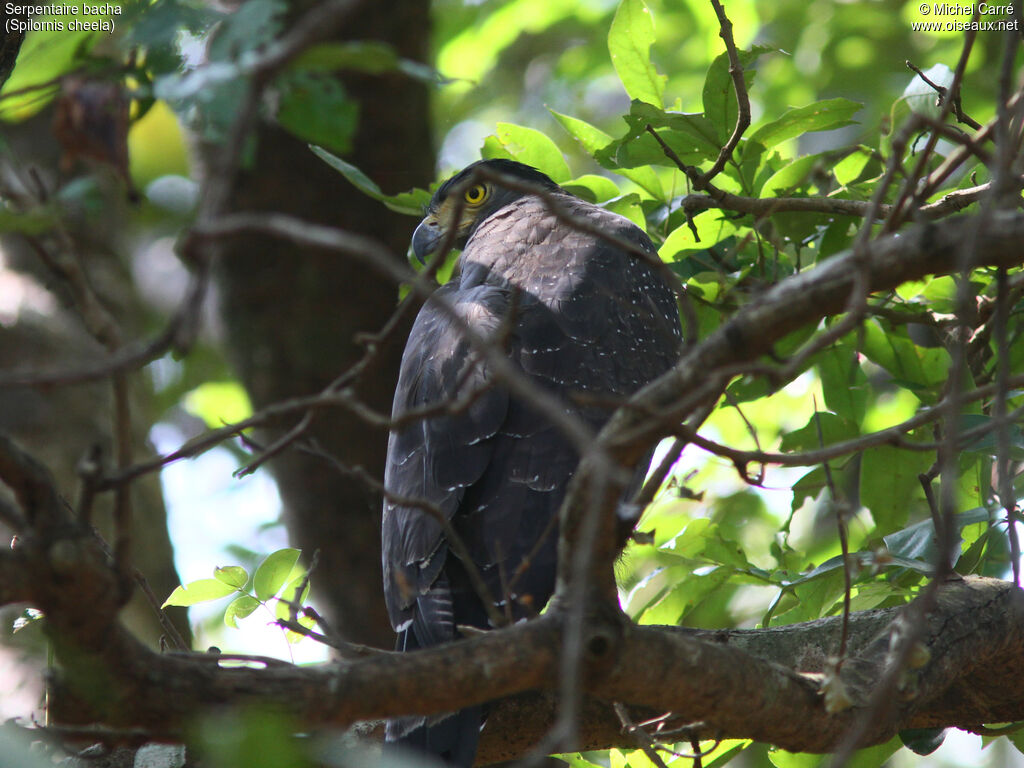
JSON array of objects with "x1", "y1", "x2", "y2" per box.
[{"x1": 1, "y1": 0, "x2": 1023, "y2": 765}]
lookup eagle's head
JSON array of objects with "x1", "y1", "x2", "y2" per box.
[{"x1": 411, "y1": 159, "x2": 560, "y2": 263}]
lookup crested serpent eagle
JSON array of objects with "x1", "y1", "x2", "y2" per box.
[{"x1": 382, "y1": 159, "x2": 682, "y2": 766}]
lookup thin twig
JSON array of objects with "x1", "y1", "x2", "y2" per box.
[
  {"x1": 905, "y1": 59, "x2": 982, "y2": 130},
  {"x1": 813, "y1": 401, "x2": 850, "y2": 665},
  {"x1": 701, "y1": 0, "x2": 751, "y2": 185}
]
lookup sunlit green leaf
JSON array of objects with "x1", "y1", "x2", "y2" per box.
[
  {"x1": 760, "y1": 153, "x2": 827, "y2": 198},
  {"x1": 183, "y1": 381, "x2": 253, "y2": 428},
  {"x1": 285, "y1": 613, "x2": 317, "y2": 644},
  {"x1": 253, "y1": 548, "x2": 301, "y2": 601},
  {"x1": 484, "y1": 122, "x2": 571, "y2": 182},
  {"x1": 769, "y1": 737, "x2": 901, "y2": 768},
  {"x1": 562, "y1": 174, "x2": 620, "y2": 203},
  {"x1": 550, "y1": 110, "x2": 614, "y2": 156},
  {"x1": 224, "y1": 595, "x2": 261, "y2": 628},
  {"x1": 608, "y1": 0, "x2": 665, "y2": 107},
  {"x1": 749, "y1": 98, "x2": 861, "y2": 149},
  {"x1": 705, "y1": 740, "x2": 754, "y2": 768},
  {"x1": 214, "y1": 566, "x2": 248, "y2": 590},
  {"x1": 629, "y1": 101, "x2": 721, "y2": 159},
  {"x1": 553, "y1": 754, "x2": 605, "y2": 768},
  {"x1": 767, "y1": 748, "x2": 823, "y2": 768},
  {"x1": 604, "y1": 193, "x2": 646, "y2": 230},
  {"x1": 0, "y1": 27, "x2": 92, "y2": 121},
  {"x1": 163, "y1": 579, "x2": 237, "y2": 608},
  {"x1": 550, "y1": 109, "x2": 665, "y2": 199},
  {"x1": 639, "y1": 566, "x2": 732, "y2": 625},
  {"x1": 833, "y1": 146, "x2": 874, "y2": 186}
]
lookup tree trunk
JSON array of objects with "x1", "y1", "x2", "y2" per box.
[{"x1": 207, "y1": 0, "x2": 433, "y2": 646}]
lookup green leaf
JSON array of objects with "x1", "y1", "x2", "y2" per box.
[
  {"x1": 550, "y1": 109, "x2": 664, "y2": 199},
  {"x1": 608, "y1": 0, "x2": 665, "y2": 107},
  {"x1": 862, "y1": 319, "x2": 952, "y2": 393},
  {"x1": 562, "y1": 174, "x2": 620, "y2": 203},
  {"x1": 900, "y1": 63, "x2": 954, "y2": 119},
  {"x1": 224, "y1": 595, "x2": 261, "y2": 628},
  {"x1": 311, "y1": 146, "x2": 431, "y2": 216},
  {"x1": 553, "y1": 754, "x2": 605, "y2": 768},
  {"x1": 844, "y1": 737, "x2": 904, "y2": 768},
  {"x1": 484, "y1": 122, "x2": 571, "y2": 182},
  {"x1": 818, "y1": 217, "x2": 855, "y2": 261},
  {"x1": 779, "y1": 412, "x2": 859, "y2": 453},
  {"x1": 0, "y1": 26, "x2": 92, "y2": 121},
  {"x1": 769, "y1": 741, "x2": 904, "y2": 768},
  {"x1": 660, "y1": 213, "x2": 741, "y2": 265},
  {"x1": 1007, "y1": 725, "x2": 1024, "y2": 755},
  {"x1": 288, "y1": 41, "x2": 399, "y2": 74},
  {"x1": 759, "y1": 153, "x2": 826, "y2": 198},
  {"x1": 834, "y1": 146, "x2": 874, "y2": 186},
  {"x1": 860, "y1": 445, "x2": 933, "y2": 533},
  {"x1": 920, "y1": 275, "x2": 960, "y2": 313},
  {"x1": 628, "y1": 100, "x2": 721, "y2": 159},
  {"x1": 658, "y1": 221, "x2": 700, "y2": 262},
  {"x1": 639, "y1": 566, "x2": 732, "y2": 624},
  {"x1": 213, "y1": 566, "x2": 248, "y2": 590},
  {"x1": 705, "y1": 741, "x2": 755, "y2": 768},
  {"x1": 957, "y1": 414, "x2": 1024, "y2": 458},
  {"x1": 791, "y1": 466, "x2": 827, "y2": 513},
  {"x1": 162, "y1": 579, "x2": 237, "y2": 608},
  {"x1": 701, "y1": 46, "x2": 772, "y2": 143},
  {"x1": 276, "y1": 73, "x2": 358, "y2": 155},
  {"x1": 816, "y1": 344, "x2": 868, "y2": 423},
  {"x1": 767, "y1": 749, "x2": 823, "y2": 768},
  {"x1": 604, "y1": 126, "x2": 704, "y2": 170},
  {"x1": 780, "y1": 567, "x2": 845, "y2": 623},
  {"x1": 183, "y1": 381, "x2": 252, "y2": 428},
  {"x1": 550, "y1": 110, "x2": 614, "y2": 156},
  {"x1": 285, "y1": 614, "x2": 317, "y2": 644},
  {"x1": 883, "y1": 507, "x2": 990, "y2": 565},
  {"x1": 604, "y1": 193, "x2": 646, "y2": 230},
  {"x1": 253, "y1": 548, "x2": 301, "y2": 601},
  {"x1": 749, "y1": 98, "x2": 862, "y2": 149}
]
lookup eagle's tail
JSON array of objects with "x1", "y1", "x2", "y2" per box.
[{"x1": 386, "y1": 705, "x2": 482, "y2": 768}]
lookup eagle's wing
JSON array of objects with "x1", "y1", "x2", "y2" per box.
[{"x1": 381, "y1": 276, "x2": 515, "y2": 645}]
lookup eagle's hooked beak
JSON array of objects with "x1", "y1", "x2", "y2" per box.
[{"x1": 411, "y1": 217, "x2": 442, "y2": 265}]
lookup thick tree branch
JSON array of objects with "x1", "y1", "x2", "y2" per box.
[{"x1": 555, "y1": 209, "x2": 1024, "y2": 600}]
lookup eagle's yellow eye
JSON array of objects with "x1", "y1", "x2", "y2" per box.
[{"x1": 464, "y1": 184, "x2": 488, "y2": 205}]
